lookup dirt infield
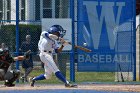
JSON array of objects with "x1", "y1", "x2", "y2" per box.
[{"x1": 0, "y1": 83, "x2": 140, "y2": 92}]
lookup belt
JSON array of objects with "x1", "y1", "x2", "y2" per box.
[{"x1": 44, "y1": 50, "x2": 52, "y2": 53}]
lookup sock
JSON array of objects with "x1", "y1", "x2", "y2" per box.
[
  {"x1": 55, "y1": 71, "x2": 69, "y2": 84},
  {"x1": 33, "y1": 74, "x2": 45, "y2": 81}
]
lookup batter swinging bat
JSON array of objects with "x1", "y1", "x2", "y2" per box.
[{"x1": 68, "y1": 42, "x2": 92, "y2": 52}]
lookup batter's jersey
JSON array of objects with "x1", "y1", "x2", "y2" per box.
[{"x1": 38, "y1": 31, "x2": 59, "y2": 52}]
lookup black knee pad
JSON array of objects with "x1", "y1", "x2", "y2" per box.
[
  {"x1": 4, "y1": 70, "x2": 21, "y2": 80},
  {"x1": 4, "y1": 71, "x2": 14, "y2": 80},
  {"x1": 4, "y1": 70, "x2": 21, "y2": 84}
]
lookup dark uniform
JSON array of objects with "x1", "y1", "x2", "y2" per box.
[
  {"x1": 20, "y1": 41, "x2": 34, "y2": 68},
  {"x1": 20, "y1": 37, "x2": 36, "y2": 82},
  {"x1": 0, "y1": 50, "x2": 20, "y2": 87}
]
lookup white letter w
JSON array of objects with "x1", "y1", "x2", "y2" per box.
[{"x1": 83, "y1": 1, "x2": 125, "y2": 49}]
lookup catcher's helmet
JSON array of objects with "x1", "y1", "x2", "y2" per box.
[{"x1": 48, "y1": 25, "x2": 66, "y2": 37}]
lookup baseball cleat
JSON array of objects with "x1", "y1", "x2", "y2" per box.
[
  {"x1": 4, "y1": 82, "x2": 15, "y2": 87},
  {"x1": 65, "y1": 83, "x2": 78, "y2": 88},
  {"x1": 5, "y1": 84, "x2": 15, "y2": 87}
]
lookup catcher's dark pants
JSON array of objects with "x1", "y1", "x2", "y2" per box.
[
  {"x1": 0, "y1": 69, "x2": 5, "y2": 80},
  {"x1": 0, "y1": 64, "x2": 20, "y2": 85}
]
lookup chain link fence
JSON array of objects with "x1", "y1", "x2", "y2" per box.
[
  {"x1": 0, "y1": 0, "x2": 139, "y2": 84},
  {"x1": 0, "y1": 0, "x2": 72, "y2": 84}
]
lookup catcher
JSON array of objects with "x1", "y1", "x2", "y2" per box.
[{"x1": 0, "y1": 49, "x2": 31, "y2": 87}]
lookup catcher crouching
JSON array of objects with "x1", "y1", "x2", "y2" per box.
[{"x1": 0, "y1": 49, "x2": 31, "y2": 87}]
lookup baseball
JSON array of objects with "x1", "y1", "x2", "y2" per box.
[{"x1": 83, "y1": 43, "x2": 87, "y2": 46}]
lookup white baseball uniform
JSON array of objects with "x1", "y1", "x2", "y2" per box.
[{"x1": 38, "y1": 31, "x2": 60, "y2": 79}]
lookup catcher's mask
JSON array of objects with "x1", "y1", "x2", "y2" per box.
[
  {"x1": 0, "y1": 50, "x2": 10, "y2": 60},
  {"x1": 48, "y1": 25, "x2": 66, "y2": 38}
]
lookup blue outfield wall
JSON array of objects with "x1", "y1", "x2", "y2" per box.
[{"x1": 77, "y1": 0, "x2": 135, "y2": 72}]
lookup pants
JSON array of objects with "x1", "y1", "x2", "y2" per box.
[
  {"x1": 0, "y1": 69, "x2": 5, "y2": 80},
  {"x1": 23, "y1": 67, "x2": 33, "y2": 81},
  {"x1": 0, "y1": 68, "x2": 20, "y2": 84},
  {"x1": 39, "y1": 52, "x2": 59, "y2": 79}
]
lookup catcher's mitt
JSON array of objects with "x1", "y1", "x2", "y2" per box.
[{"x1": 24, "y1": 50, "x2": 31, "y2": 60}]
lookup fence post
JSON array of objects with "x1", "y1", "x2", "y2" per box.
[
  {"x1": 16, "y1": 0, "x2": 19, "y2": 70},
  {"x1": 133, "y1": 0, "x2": 136, "y2": 81},
  {"x1": 70, "y1": 0, "x2": 75, "y2": 82}
]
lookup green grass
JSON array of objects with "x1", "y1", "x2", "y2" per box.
[
  {"x1": 28, "y1": 69, "x2": 115, "y2": 84},
  {"x1": 28, "y1": 69, "x2": 64, "y2": 84},
  {"x1": 75, "y1": 72, "x2": 115, "y2": 83},
  {"x1": 0, "y1": 68, "x2": 115, "y2": 84}
]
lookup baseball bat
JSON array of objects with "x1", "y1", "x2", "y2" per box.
[
  {"x1": 68, "y1": 42, "x2": 92, "y2": 52},
  {"x1": 118, "y1": 63, "x2": 124, "y2": 82}
]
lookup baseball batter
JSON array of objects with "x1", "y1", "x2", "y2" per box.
[{"x1": 30, "y1": 25, "x2": 77, "y2": 87}]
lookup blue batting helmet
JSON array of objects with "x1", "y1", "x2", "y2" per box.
[{"x1": 48, "y1": 25, "x2": 66, "y2": 37}]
